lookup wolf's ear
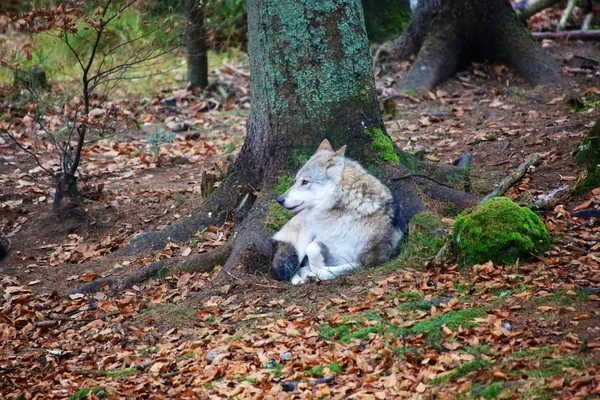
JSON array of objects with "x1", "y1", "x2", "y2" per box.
[
  {"x1": 317, "y1": 139, "x2": 333, "y2": 152},
  {"x1": 333, "y1": 145, "x2": 346, "y2": 158}
]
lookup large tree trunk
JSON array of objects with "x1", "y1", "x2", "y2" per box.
[
  {"x1": 116, "y1": 0, "x2": 476, "y2": 283},
  {"x1": 394, "y1": 0, "x2": 561, "y2": 92},
  {"x1": 185, "y1": 0, "x2": 208, "y2": 89}
]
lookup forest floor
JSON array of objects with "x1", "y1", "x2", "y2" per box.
[{"x1": 1, "y1": 33, "x2": 600, "y2": 399}]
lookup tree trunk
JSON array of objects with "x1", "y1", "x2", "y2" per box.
[
  {"x1": 117, "y1": 0, "x2": 477, "y2": 282},
  {"x1": 394, "y1": 0, "x2": 561, "y2": 92},
  {"x1": 186, "y1": 0, "x2": 208, "y2": 89}
]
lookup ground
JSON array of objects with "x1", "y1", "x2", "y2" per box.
[{"x1": 1, "y1": 36, "x2": 600, "y2": 399}]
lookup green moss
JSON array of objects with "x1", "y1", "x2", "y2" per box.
[
  {"x1": 69, "y1": 387, "x2": 107, "y2": 400},
  {"x1": 265, "y1": 202, "x2": 294, "y2": 235},
  {"x1": 275, "y1": 176, "x2": 294, "y2": 194},
  {"x1": 106, "y1": 368, "x2": 137, "y2": 378},
  {"x1": 320, "y1": 308, "x2": 485, "y2": 346},
  {"x1": 364, "y1": 127, "x2": 400, "y2": 163},
  {"x1": 452, "y1": 197, "x2": 551, "y2": 266},
  {"x1": 431, "y1": 359, "x2": 492, "y2": 384},
  {"x1": 382, "y1": 212, "x2": 446, "y2": 269},
  {"x1": 388, "y1": 291, "x2": 424, "y2": 301},
  {"x1": 401, "y1": 88, "x2": 418, "y2": 96},
  {"x1": 471, "y1": 382, "x2": 505, "y2": 399}
]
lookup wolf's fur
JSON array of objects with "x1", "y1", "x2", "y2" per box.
[{"x1": 271, "y1": 139, "x2": 408, "y2": 284}]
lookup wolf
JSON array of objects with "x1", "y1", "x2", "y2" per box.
[{"x1": 271, "y1": 139, "x2": 408, "y2": 285}]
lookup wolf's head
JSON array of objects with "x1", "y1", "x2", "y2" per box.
[{"x1": 276, "y1": 139, "x2": 346, "y2": 213}]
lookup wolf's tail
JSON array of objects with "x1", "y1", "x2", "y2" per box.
[{"x1": 271, "y1": 241, "x2": 300, "y2": 281}]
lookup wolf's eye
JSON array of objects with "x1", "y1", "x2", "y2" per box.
[{"x1": 301, "y1": 179, "x2": 309, "y2": 186}]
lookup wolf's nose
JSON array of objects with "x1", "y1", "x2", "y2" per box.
[{"x1": 276, "y1": 196, "x2": 285, "y2": 205}]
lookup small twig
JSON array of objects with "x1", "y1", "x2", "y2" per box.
[
  {"x1": 481, "y1": 153, "x2": 545, "y2": 202},
  {"x1": 490, "y1": 160, "x2": 511, "y2": 167},
  {"x1": 2, "y1": 130, "x2": 57, "y2": 177},
  {"x1": 573, "y1": 54, "x2": 600, "y2": 65},
  {"x1": 391, "y1": 173, "x2": 456, "y2": 189}
]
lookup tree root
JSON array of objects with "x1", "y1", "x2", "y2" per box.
[
  {"x1": 395, "y1": 1, "x2": 561, "y2": 92},
  {"x1": 531, "y1": 184, "x2": 572, "y2": 210},
  {"x1": 481, "y1": 153, "x2": 545, "y2": 202},
  {"x1": 70, "y1": 243, "x2": 234, "y2": 294}
]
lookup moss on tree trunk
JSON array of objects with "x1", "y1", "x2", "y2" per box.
[{"x1": 394, "y1": 0, "x2": 561, "y2": 92}]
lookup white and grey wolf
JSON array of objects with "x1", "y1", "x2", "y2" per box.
[{"x1": 270, "y1": 139, "x2": 408, "y2": 285}]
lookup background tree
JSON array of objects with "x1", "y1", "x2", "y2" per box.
[
  {"x1": 121, "y1": 0, "x2": 476, "y2": 278},
  {"x1": 186, "y1": 0, "x2": 208, "y2": 88},
  {"x1": 3, "y1": 1, "x2": 178, "y2": 211},
  {"x1": 393, "y1": 0, "x2": 561, "y2": 92}
]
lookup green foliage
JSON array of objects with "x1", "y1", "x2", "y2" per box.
[
  {"x1": 452, "y1": 197, "x2": 551, "y2": 266},
  {"x1": 431, "y1": 359, "x2": 492, "y2": 384},
  {"x1": 573, "y1": 120, "x2": 600, "y2": 194},
  {"x1": 521, "y1": 357, "x2": 587, "y2": 378},
  {"x1": 362, "y1": 0, "x2": 411, "y2": 43},
  {"x1": 69, "y1": 387, "x2": 107, "y2": 400},
  {"x1": 389, "y1": 291, "x2": 424, "y2": 301},
  {"x1": 382, "y1": 212, "x2": 446, "y2": 269},
  {"x1": 364, "y1": 127, "x2": 400, "y2": 163},
  {"x1": 265, "y1": 202, "x2": 294, "y2": 235},
  {"x1": 205, "y1": 0, "x2": 247, "y2": 49},
  {"x1": 145, "y1": 131, "x2": 177, "y2": 155}
]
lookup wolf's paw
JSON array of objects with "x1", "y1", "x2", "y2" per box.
[{"x1": 291, "y1": 269, "x2": 317, "y2": 285}]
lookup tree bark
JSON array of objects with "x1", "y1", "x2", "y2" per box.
[
  {"x1": 118, "y1": 0, "x2": 477, "y2": 281},
  {"x1": 186, "y1": 0, "x2": 208, "y2": 89},
  {"x1": 394, "y1": 0, "x2": 561, "y2": 92}
]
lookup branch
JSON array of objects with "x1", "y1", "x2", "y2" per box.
[
  {"x1": 532, "y1": 30, "x2": 600, "y2": 41},
  {"x1": 2, "y1": 130, "x2": 57, "y2": 177},
  {"x1": 391, "y1": 173, "x2": 456, "y2": 189},
  {"x1": 481, "y1": 153, "x2": 544, "y2": 202}
]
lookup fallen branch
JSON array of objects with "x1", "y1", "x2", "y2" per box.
[
  {"x1": 557, "y1": 0, "x2": 577, "y2": 32},
  {"x1": 481, "y1": 153, "x2": 544, "y2": 203},
  {"x1": 532, "y1": 30, "x2": 600, "y2": 41},
  {"x1": 531, "y1": 184, "x2": 572, "y2": 210}
]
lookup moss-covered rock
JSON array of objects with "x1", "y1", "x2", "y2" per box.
[{"x1": 452, "y1": 197, "x2": 551, "y2": 265}]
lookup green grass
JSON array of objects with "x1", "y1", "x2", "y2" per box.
[
  {"x1": 69, "y1": 387, "x2": 107, "y2": 400},
  {"x1": 265, "y1": 202, "x2": 294, "y2": 235},
  {"x1": 431, "y1": 359, "x2": 492, "y2": 384},
  {"x1": 388, "y1": 291, "x2": 424, "y2": 301},
  {"x1": 469, "y1": 382, "x2": 505, "y2": 399},
  {"x1": 320, "y1": 308, "x2": 486, "y2": 348},
  {"x1": 524, "y1": 357, "x2": 587, "y2": 379},
  {"x1": 531, "y1": 289, "x2": 589, "y2": 305},
  {"x1": 328, "y1": 362, "x2": 343, "y2": 374},
  {"x1": 275, "y1": 176, "x2": 294, "y2": 194},
  {"x1": 382, "y1": 212, "x2": 447, "y2": 269},
  {"x1": 154, "y1": 266, "x2": 171, "y2": 280}
]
